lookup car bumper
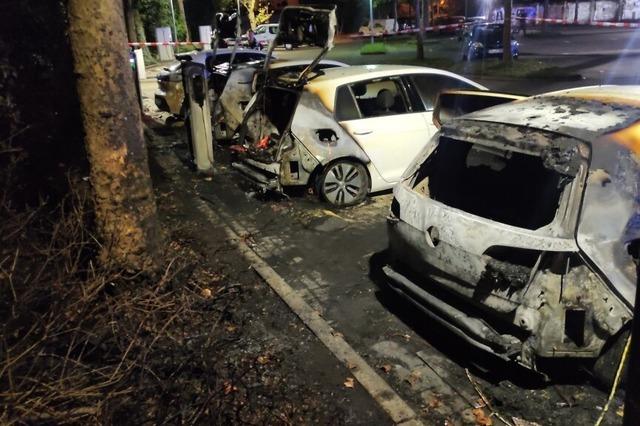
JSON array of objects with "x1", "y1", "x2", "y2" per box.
[
  {"x1": 231, "y1": 158, "x2": 281, "y2": 191},
  {"x1": 385, "y1": 217, "x2": 523, "y2": 359}
]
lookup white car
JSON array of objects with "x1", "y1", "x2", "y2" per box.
[
  {"x1": 234, "y1": 65, "x2": 486, "y2": 206},
  {"x1": 216, "y1": 59, "x2": 348, "y2": 139},
  {"x1": 254, "y1": 24, "x2": 279, "y2": 49}
]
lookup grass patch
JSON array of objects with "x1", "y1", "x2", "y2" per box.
[
  {"x1": 451, "y1": 57, "x2": 581, "y2": 80},
  {"x1": 360, "y1": 42, "x2": 387, "y2": 55}
]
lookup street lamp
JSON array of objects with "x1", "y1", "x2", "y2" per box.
[{"x1": 168, "y1": 0, "x2": 178, "y2": 43}]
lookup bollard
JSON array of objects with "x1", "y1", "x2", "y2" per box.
[{"x1": 182, "y1": 60, "x2": 214, "y2": 175}]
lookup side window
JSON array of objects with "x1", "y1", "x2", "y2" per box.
[
  {"x1": 348, "y1": 78, "x2": 408, "y2": 118},
  {"x1": 269, "y1": 26, "x2": 278, "y2": 34},
  {"x1": 335, "y1": 85, "x2": 361, "y2": 121},
  {"x1": 411, "y1": 74, "x2": 478, "y2": 110}
]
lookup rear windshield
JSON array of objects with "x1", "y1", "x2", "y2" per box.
[
  {"x1": 413, "y1": 137, "x2": 569, "y2": 230},
  {"x1": 472, "y1": 26, "x2": 502, "y2": 43}
]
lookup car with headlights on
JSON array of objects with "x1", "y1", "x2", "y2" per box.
[{"x1": 384, "y1": 86, "x2": 640, "y2": 386}]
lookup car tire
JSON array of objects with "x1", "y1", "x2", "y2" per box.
[
  {"x1": 317, "y1": 160, "x2": 369, "y2": 207},
  {"x1": 593, "y1": 328, "x2": 630, "y2": 390}
]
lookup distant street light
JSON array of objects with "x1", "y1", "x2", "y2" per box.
[
  {"x1": 168, "y1": 0, "x2": 178, "y2": 42},
  {"x1": 369, "y1": 0, "x2": 374, "y2": 44}
]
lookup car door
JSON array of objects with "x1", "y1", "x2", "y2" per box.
[{"x1": 337, "y1": 76, "x2": 433, "y2": 184}]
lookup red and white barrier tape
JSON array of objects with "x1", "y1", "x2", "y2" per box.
[
  {"x1": 349, "y1": 17, "x2": 640, "y2": 38},
  {"x1": 530, "y1": 17, "x2": 640, "y2": 28},
  {"x1": 128, "y1": 41, "x2": 207, "y2": 47}
]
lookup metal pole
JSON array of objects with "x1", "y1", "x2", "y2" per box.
[
  {"x1": 169, "y1": 0, "x2": 178, "y2": 42},
  {"x1": 369, "y1": 0, "x2": 375, "y2": 44}
]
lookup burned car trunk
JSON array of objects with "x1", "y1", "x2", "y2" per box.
[
  {"x1": 232, "y1": 5, "x2": 337, "y2": 191},
  {"x1": 384, "y1": 87, "x2": 638, "y2": 384}
]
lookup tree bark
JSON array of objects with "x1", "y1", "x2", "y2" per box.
[
  {"x1": 416, "y1": 0, "x2": 424, "y2": 60},
  {"x1": 502, "y1": 0, "x2": 512, "y2": 63},
  {"x1": 176, "y1": 0, "x2": 191, "y2": 42},
  {"x1": 67, "y1": 0, "x2": 161, "y2": 271},
  {"x1": 574, "y1": 0, "x2": 580, "y2": 23}
]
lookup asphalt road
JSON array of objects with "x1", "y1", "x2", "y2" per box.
[{"x1": 516, "y1": 25, "x2": 640, "y2": 85}]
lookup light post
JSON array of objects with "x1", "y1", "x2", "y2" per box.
[
  {"x1": 369, "y1": 0, "x2": 374, "y2": 44},
  {"x1": 168, "y1": 0, "x2": 178, "y2": 43}
]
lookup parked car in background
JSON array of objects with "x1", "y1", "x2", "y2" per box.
[
  {"x1": 384, "y1": 86, "x2": 640, "y2": 386},
  {"x1": 154, "y1": 48, "x2": 272, "y2": 117},
  {"x1": 462, "y1": 23, "x2": 519, "y2": 60},
  {"x1": 216, "y1": 59, "x2": 348, "y2": 140},
  {"x1": 254, "y1": 24, "x2": 279, "y2": 49},
  {"x1": 233, "y1": 65, "x2": 485, "y2": 206}
]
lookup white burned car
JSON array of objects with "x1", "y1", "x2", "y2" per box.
[
  {"x1": 384, "y1": 86, "x2": 640, "y2": 386},
  {"x1": 234, "y1": 65, "x2": 485, "y2": 206},
  {"x1": 216, "y1": 59, "x2": 348, "y2": 140}
]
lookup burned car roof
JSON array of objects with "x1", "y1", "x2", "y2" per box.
[{"x1": 456, "y1": 85, "x2": 640, "y2": 143}]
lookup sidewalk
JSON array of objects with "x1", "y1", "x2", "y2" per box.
[{"x1": 144, "y1": 121, "x2": 393, "y2": 424}]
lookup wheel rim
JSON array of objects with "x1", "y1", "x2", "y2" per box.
[{"x1": 323, "y1": 163, "x2": 365, "y2": 205}]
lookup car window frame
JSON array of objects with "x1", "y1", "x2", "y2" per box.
[
  {"x1": 333, "y1": 84, "x2": 362, "y2": 122},
  {"x1": 409, "y1": 73, "x2": 478, "y2": 111},
  {"x1": 335, "y1": 76, "x2": 415, "y2": 121}
]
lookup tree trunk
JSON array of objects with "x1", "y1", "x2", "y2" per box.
[
  {"x1": 242, "y1": 0, "x2": 258, "y2": 30},
  {"x1": 67, "y1": 0, "x2": 161, "y2": 271},
  {"x1": 543, "y1": 0, "x2": 550, "y2": 31},
  {"x1": 503, "y1": 0, "x2": 512, "y2": 63},
  {"x1": 617, "y1": 0, "x2": 626, "y2": 21},
  {"x1": 176, "y1": 0, "x2": 191, "y2": 42},
  {"x1": 574, "y1": 0, "x2": 580, "y2": 23},
  {"x1": 589, "y1": 0, "x2": 596, "y2": 22},
  {"x1": 393, "y1": 0, "x2": 398, "y2": 32},
  {"x1": 416, "y1": 0, "x2": 425, "y2": 60},
  {"x1": 124, "y1": 0, "x2": 136, "y2": 42}
]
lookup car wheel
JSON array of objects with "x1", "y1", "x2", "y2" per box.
[
  {"x1": 318, "y1": 160, "x2": 369, "y2": 207},
  {"x1": 593, "y1": 328, "x2": 630, "y2": 389}
]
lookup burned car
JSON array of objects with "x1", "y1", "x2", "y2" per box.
[
  {"x1": 154, "y1": 48, "x2": 272, "y2": 117},
  {"x1": 384, "y1": 86, "x2": 640, "y2": 385},
  {"x1": 216, "y1": 59, "x2": 348, "y2": 140},
  {"x1": 235, "y1": 64, "x2": 485, "y2": 206}
]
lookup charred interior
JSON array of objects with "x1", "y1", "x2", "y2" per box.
[{"x1": 414, "y1": 137, "x2": 571, "y2": 230}]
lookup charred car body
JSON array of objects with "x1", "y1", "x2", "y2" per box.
[
  {"x1": 216, "y1": 59, "x2": 347, "y2": 140},
  {"x1": 154, "y1": 48, "x2": 272, "y2": 117},
  {"x1": 232, "y1": 7, "x2": 485, "y2": 206},
  {"x1": 384, "y1": 86, "x2": 639, "y2": 385}
]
